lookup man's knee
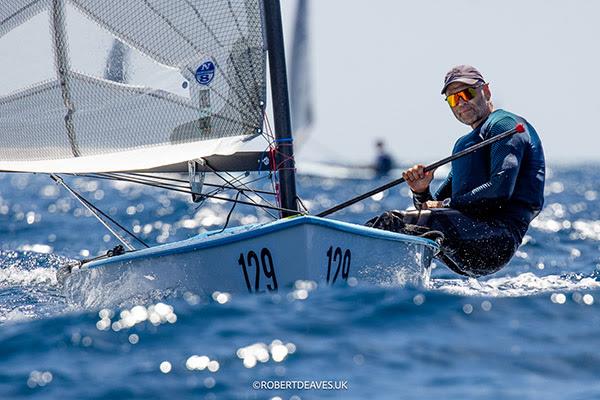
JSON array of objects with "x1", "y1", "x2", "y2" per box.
[{"x1": 365, "y1": 210, "x2": 406, "y2": 232}]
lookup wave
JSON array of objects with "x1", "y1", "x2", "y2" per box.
[{"x1": 429, "y1": 271, "x2": 600, "y2": 297}]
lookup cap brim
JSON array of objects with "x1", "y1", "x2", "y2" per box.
[{"x1": 441, "y1": 78, "x2": 481, "y2": 94}]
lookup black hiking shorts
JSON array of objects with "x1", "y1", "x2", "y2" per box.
[{"x1": 366, "y1": 208, "x2": 520, "y2": 277}]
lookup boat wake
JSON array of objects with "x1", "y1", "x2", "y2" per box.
[
  {"x1": 0, "y1": 251, "x2": 68, "y2": 322},
  {"x1": 0, "y1": 250, "x2": 64, "y2": 287},
  {"x1": 428, "y1": 271, "x2": 600, "y2": 297}
]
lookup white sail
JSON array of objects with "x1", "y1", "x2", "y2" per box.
[
  {"x1": 289, "y1": 0, "x2": 313, "y2": 142},
  {"x1": 0, "y1": 0, "x2": 267, "y2": 173}
]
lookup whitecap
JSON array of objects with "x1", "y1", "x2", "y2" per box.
[{"x1": 429, "y1": 272, "x2": 600, "y2": 297}]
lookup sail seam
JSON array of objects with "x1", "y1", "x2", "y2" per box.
[
  {"x1": 51, "y1": 0, "x2": 80, "y2": 157},
  {"x1": 0, "y1": 0, "x2": 43, "y2": 27}
]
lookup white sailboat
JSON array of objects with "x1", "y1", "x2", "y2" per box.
[{"x1": 0, "y1": 0, "x2": 439, "y2": 304}]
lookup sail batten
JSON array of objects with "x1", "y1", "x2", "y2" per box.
[
  {"x1": 0, "y1": 0, "x2": 267, "y2": 173},
  {"x1": 51, "y1": 0, "x2": 80, "y2": 157}
]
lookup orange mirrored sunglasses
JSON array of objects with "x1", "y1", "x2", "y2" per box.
[{"x1": 445, "y1": 85, "x2": 484, "y2": 108}]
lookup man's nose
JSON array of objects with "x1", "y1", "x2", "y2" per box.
[
  {"x1": 455, "y1": 97, "x2": 471, "y2": 110},
  {"x1": 456, "y1": 96, "x2": 469, "y2": 106}
]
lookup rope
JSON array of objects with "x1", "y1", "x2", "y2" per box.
[{"x1": 50, "y1": 174, "x2": 150, "y2": 249}]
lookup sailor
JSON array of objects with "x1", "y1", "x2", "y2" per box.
[
  {"x1": 374, "y1": 140, "x2": 394, "y2": 177},
  {"x1": 367, "y1": 65, "x2": 545, "y2": 277}
]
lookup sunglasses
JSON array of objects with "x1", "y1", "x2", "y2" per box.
[{"x1": 445, "y1": 85, "x2": 484, "y2": 108}]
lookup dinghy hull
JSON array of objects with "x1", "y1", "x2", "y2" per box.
[{"x1": 61, "y1": 216, "x2": 438, "y2": 306}]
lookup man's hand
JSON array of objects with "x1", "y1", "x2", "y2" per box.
[
  {"x1": 402, "y1": 164, "x2": 434, "y2": 193},
  {"x1": 421, "y1": 200, "x2": 444, "y2": 209}
]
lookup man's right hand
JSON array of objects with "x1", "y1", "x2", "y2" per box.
[{"x1": 402, "y1": 164, "x2": 434, "y2": 193}]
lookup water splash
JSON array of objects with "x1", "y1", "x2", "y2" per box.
[
  {"x1": 0, "y1": 251, "x2": 71, "y2": 322},
  {"x1": 429, "y1": 272, "x2": 600, "y2": 297}
]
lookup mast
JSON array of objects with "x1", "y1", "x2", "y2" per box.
[{"x1": 263, "y1": 0, "x2": 299, "y2": 217}]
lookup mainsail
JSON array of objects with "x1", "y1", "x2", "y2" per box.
[{"x1": 0, "y1": 0, "x2": 267, "y2": 173}]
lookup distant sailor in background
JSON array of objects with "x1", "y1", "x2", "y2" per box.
[
  {"x1": 374, "y1": 140, "x2": 394, "y2": 177},
  {"x1": 367, "y1": 65, "x2": 545, "y2": 277}
]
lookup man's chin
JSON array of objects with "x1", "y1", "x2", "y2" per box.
[{"x1": 457, "y1": 116, "x2": 476, "y2": 126}]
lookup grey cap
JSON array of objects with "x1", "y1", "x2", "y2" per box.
[{"x1": 441, "y1": 65, "x2": 485, "y2": 94}]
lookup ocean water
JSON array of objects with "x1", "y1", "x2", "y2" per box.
[{"x1": 1, "y1": 165, "x2": 600, "y2": 399}]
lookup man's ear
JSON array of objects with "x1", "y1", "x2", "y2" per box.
[{"x1": 483, "y1": 84, "x2": 491, "y2": 100}]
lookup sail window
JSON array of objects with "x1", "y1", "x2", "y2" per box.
[
  {"x1": 63, "y1": 3, "x2": 189, "y2": 98},
  {"x1": 0, "y1": 10, "x2": 55, "y2": 97}
]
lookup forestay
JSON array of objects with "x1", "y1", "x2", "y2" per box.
[{"x1": 0, "y1": 0, "x2": 267, "y2": 173}]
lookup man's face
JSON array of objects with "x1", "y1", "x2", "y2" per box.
[{"x1": 445, "y1": 81, "x2": 491, "y2": 126}]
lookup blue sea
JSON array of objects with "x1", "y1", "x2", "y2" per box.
[{"x1": 1, "y1": 165, "x2": 600, "y2": 399}]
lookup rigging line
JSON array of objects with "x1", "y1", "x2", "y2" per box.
[
  {"x1": 190, "y1": 173, "x2": 242, "y2": 206},
  {"x1": 98, "y1": 171, "x2": 267, "y2": 199},
  {"x1": 87, "y1": 172, "x2": 276, "y2": 217},
  {"x1": 198, "y1": 161, "x2": 261, "y2": 194},
  {"x1": 296, "y1": 196, "x2": 309, "y2": 214},
  {"x1": 49, "y1": 174, "x2": 149, "y2": 250},
  {"x1": 227, "y1": 172, "x2": 275, "y2": 189},
  {"x1": 108, "y1": 173, "x2": 189, "y2": 190},
  {"x1": 263, "y1": 112, "x2": 275, "y2": 139},
  {"x1": 112, "y1": 172, "x2": 232, "y2": 197},
  {"x1": 209, "y1": 170, "x2": 263, "y2": 192},
  {"x1": 262, "y1": 113, "x2": 306, "y2": 211},
  {"x1": 121, "y1": 172, "x2": 276, "y2": 196},
  {"x1": 87, "y1": 172, "x2": 227, "y2": 211},
  {"x1": 78, "y1": 245, "x2": 128, "y2": 265},
  {"x1": 193, "y1": 165, "x2": 278, "y2": 220},
  {"x1": 220, "y1": 174, "x2": 279, "y2": 217},
  {"x1": 212, "y1": 191, "x2": 242, "y2": 235},
  {"x1": 204, "y1": 174, "x2": 273, "y2": 202},
  {"x1": 190, "y1": 173, "x2": 252, "y2": 209},
  {"x1": 191, "y1": 173, "x2": 275, "y2": 211},
  {"x1": 95, "y1": 173, "x2": 217, "y2": 199},
  {"x1": 86, "y1": 172, "x2": 300, "y2": 215},
  {"x1": 61, "y1": 183, "x2": 150, "y2": 250},
  {"x1": 104, "y1": 172, "x2": 276, "y2": 199},
  {"x1": 84, "y1": 173, "x2": 190, "y2": 194},
  {"x1": 202, "y1": 160, "x2": 279, "y2": 218},
  {"x1": 87, "y1": 172, "x2": 219, "y2": 198},
  {"x1": 261, "y1": 114, "x2": 280, "y2": 206}
]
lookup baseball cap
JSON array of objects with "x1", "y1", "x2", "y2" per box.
[{"x1": 441, "y1": 65, "x2": 485, "y2": 94}]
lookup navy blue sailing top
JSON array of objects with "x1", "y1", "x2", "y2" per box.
[{"x1": 414, "y1": 109, "x2": 545, "y2": 241}]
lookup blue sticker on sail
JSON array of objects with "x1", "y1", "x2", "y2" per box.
[{"x1": 195, "y1": 61, "x2": 215, "y2": 85}]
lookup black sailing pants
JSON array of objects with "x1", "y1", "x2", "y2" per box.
[{"x1": 367, "y1": 208, "x2": 519, "y2": 277}]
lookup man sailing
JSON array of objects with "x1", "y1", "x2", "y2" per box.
[{"x1": 368, "y1": 65, "x2": 545, "y2": 277}]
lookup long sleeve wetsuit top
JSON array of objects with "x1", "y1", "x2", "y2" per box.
[{"x1": 413, "y1": 109, "x2": 546, "y2": 243}]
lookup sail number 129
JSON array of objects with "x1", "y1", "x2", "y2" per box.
[
  {"x1": 326, "y1": 246, "x2": 351, "y2": 284},
  {"x1": 238, "y1": 248, "x2": 278, "y2": 293}
]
